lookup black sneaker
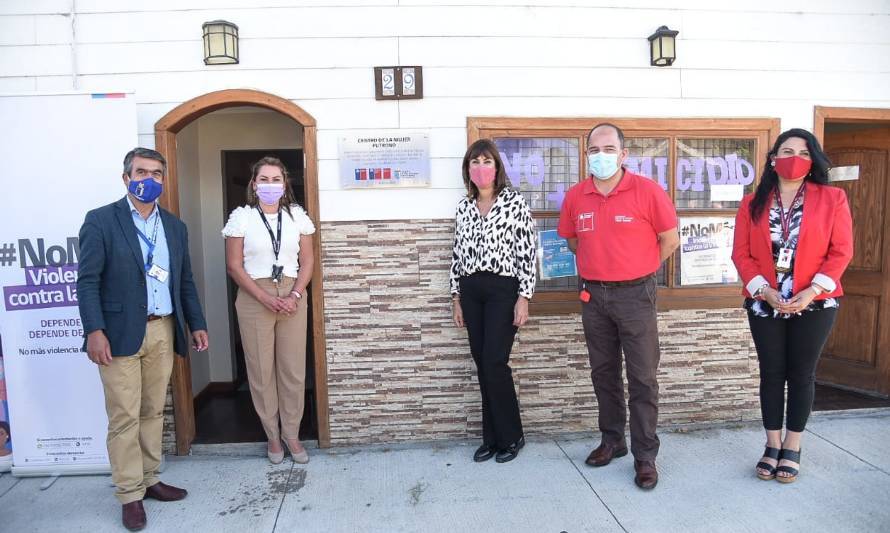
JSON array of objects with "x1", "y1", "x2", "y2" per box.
[{"x1": 495, "y1": 436, "x2": 525, "y2": 463}]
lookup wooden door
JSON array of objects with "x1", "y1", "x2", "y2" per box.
[{"x1": 819, "y1": 126, "x2": 890, "y2": 396}]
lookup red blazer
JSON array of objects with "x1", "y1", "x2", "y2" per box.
[{"x1": 732, "y1": 182, "x2": 854, "y2": 299}]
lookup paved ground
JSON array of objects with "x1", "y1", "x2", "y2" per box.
[{"x1": 1, "y1": 409, "x2": 888, "y2": 533}]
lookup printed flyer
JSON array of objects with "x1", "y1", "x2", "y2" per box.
[
  {"x1": 538, "y1": 230, "x2": 577, "y2": 280},
  {"x1": 679, "y1": 217, "x2": 739, "y2": 286}
]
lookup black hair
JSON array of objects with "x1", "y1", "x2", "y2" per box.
[
  {"x1": 123, "y1": 147, "x2": 167, "y2": 177},
  {"x1": 587, "y1": 123, "x2": 625, "y2": 149},
  {"x1": 749, "y1": 128, "x2": 831, "y2": 221}
]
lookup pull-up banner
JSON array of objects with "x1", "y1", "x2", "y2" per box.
[{"x1": 0, "y1": 92, "x2": 137, "y2": 476}]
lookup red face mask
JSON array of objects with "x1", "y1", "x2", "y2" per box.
[
  {"x1": 774, "y1": 155, "x2": 812, "y2": 181},
  {"x1": 469, "y1": 165, "x2": 496, "y2": 188}
]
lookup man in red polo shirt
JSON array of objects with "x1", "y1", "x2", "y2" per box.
[{"x1": 558, "y1": 123, "x2": 679, "y2": 490}]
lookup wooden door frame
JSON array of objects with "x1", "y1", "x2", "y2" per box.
[
  {"x1": 814, "y1": 106, "x2": 890, "y2": 143},
  {"x1": 153, "y1": 89, "x2": 330, "y2": 454},
  {"x1": 814, "y1": 106, "x2": 890, "y2": 396}
]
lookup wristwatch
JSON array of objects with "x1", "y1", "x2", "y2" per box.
[
  {"x1": 290, "y1": 289, "x2": 302, "y2": 299},
  {"x1": 753, "y1": 284, "x2": 768, "y2": 300}
]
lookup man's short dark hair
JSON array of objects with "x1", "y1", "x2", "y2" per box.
[
  {"x1": 123, "y1": 147, "x2": 167, "y2": 177},
  {"x1": 587, "y1": 123, "x2": 625, "y2": 149}
]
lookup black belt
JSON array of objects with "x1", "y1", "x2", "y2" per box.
[{"x1": 583, "y1": 274, "x2": 654, "y2": 287}]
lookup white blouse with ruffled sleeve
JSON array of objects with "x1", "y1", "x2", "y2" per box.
[{"x1": 222, "y1": 204, "x2": 315, "y2": 280}]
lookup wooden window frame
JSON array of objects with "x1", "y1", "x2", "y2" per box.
[{"x1": 468, "y1": 116, "x2": 780, "y2": 314}]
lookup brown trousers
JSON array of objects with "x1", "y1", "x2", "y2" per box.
[
  {"x1": 235, "y1": 277, "x2": 308, "y2": 442},
  {"x1": 99, "y1": 316, "x2": 174, "y2": 504},
  {"x1": 581, "y1": 276, "x2": 661, "y2": 461}
]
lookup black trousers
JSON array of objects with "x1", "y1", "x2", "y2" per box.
[
  {"x1": 748, "y1": 308, "x2": 838, "y2": 432},
  {"x1": 459, "y1": 272, "x2": 523, "y2": 449}
]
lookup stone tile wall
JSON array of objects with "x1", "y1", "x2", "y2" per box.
[
  {"x1": 320, "y1": 220, "x2": 760, "y2": 446},
  {"x1": 163, "y1": 219, "x2": 760, "y2": 452}
]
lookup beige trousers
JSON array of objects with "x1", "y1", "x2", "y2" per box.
[
  {"x1": 98, "y1": 316, "x2": 174, "y2": 504},
  {"x1": 236, "y1": 276, "x2": 308, "y2": 442}
]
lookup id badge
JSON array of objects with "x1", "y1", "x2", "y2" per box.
[
  {"x1": 270, "y1": 264, "x2": 284, "y2": 283},
  {"x1": 776, "y1": 247, "x2": 793, "y2": 271},
  {"x1": 147, "y1": 264, "x2": 169, "y2": 283}
]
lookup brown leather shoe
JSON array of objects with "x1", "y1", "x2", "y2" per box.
[
  {"x1": 122, "y1": 500, "x2": 147, "y2": 531},
  {"x1": 144, "y1": 481, "x2": 188, "y2": 502},
  {"x1": 585, "y1": 441, "x2": 629, "y2": 467},
  {"x1": 634, "y1": 460, "x2": 658, "y2": 490}
]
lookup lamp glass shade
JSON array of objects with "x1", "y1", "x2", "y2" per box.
[
  {"x1": 648, "y1": 26, "x2": 678, "y2": 67},
  {"x1": 202, "y1": 20, "x2": 239, "y2": 65},
  {"x1": 650, "y1": 38, "x2": 663, "y2": 66},
  {"x1": 661, "y1": 36, "x2": 675, "y2": 61}
]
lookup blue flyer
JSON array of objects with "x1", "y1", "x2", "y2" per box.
[{"x1": 538, "y1": 230, "x2": 577, "y2": 280}]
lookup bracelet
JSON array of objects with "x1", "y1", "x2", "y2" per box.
[
  {"x1": 810, "y1": 284, "x2": 824, "y2": 296},
  {"x1": 290, "y1": 290, "x2": 302, "y2": 299}
]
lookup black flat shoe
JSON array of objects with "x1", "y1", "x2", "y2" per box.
[
  {"x1": 473, "y1": 444, "x2": 496, "y2": 463},
  {"x1": 495, "y1": 436, "x2": 525, "y2": 463}
]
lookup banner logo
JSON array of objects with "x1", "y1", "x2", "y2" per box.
[{"x1": 3, "y1": 238, "x2": 79, "y2": 311}]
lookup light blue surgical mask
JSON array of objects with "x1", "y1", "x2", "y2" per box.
[{"x1": 587, "y1": 152, "x2": 620, "y2": 180}]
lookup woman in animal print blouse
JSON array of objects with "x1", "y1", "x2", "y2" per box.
[{"x1": 450, "y1": 139, "x2": 537, "y2": 464}]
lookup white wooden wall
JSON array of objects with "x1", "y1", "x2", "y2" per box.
[{"x1": 2, "y1": 0, "x2": 889, "y2": 221}]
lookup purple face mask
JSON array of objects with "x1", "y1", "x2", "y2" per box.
[{"x1": 256, "y1": 183, "x2": 285, "y2": 205}]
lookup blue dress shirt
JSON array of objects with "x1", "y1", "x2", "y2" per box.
[{"x1": 126, "y1": 196, "x2": 173, "y2": 316}]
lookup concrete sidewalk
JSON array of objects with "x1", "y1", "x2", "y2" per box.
[{"x1": 1, "y1": 409, "x2": 888, "y2": 533}]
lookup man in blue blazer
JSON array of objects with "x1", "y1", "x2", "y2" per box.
[{"x1": 77, "y1": 147, "x2": 208, "y2": 531}]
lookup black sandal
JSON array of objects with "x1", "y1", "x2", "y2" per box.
[
  {"x1": 756, "y1": 446, "x2": 781, "y2": 480},
  {"x1": 776, "y1": 448, "x2": 801, "y2": 484}
]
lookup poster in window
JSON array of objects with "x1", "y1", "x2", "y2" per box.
[
  {"x1": 679, "y1": 217, "x2": 738, "y2": 286},
  {"x1": 538, "y1": 230, "x2": 577, "y2": 280}
]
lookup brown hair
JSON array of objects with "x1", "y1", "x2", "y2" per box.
[
  {"x1": 246, "y1": 156, "x2": 298, "y2": 217},
  {"x1": 461, "y1": 139, "x2": 510, "y2": 199}
]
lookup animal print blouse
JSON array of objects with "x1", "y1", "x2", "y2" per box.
[
  {"x1": 746, "y1": 190, "x2": 838, "y2": 319},
  {"x1": 450, "y1": 187, "x2": 537, "y2": 299}
]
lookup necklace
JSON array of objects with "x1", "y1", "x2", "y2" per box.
[{"x1": 477, "y1": 195, "x2": 496, "y2": 217}]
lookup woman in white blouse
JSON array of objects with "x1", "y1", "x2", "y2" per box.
[
  {"x1": 451, "y1": 139, "x2": 537, "y2": 464},
  {"x1": 222, "y1": 156, "x2": 315, "y2": 464}
]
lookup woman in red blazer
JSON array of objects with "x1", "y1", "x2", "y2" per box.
[{"x1": 732, "y1": 128, "x2": 853, "y2": 484}]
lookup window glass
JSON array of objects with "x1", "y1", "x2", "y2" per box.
[
  {"x1": 482, "y1": 131, "x2": 760, "y2": 294},
  {"x1": 493, "y1": 138, "x2": 580, "y2": 212},
  {"x1": 533, "y1": 216, "x2": 578, "y2": 292},
  {"x1": 624, "y1": 137, "x2": 670, "y2": 191},
  {"x1": 675, "y1": 138, "x2": 757, "y2": 209}
]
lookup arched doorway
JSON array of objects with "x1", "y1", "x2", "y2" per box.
[{"x1": 154, "y1": 89, "x2": 329, "y2": 454}]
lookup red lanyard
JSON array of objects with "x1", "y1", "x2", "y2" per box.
[{"x1": 774, "y1": 185, "x2": 805, "y2": 245}]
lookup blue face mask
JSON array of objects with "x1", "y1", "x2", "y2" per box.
[
  {"x1": 587, "y1": 153, "x2": 620, "y2": 180},
  {"x1": 128, "y1": 177, "x2": 163, "y2": 203}
]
